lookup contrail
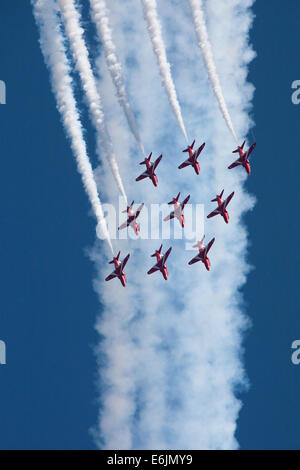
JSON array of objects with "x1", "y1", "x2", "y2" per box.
[
  {"x1": 90, "y1": 0, "x2": 145, "y2": 156},
  {"x1": 188, "y1": 0, "x2": 238, "y2": 142},
  {"x1": 32, "y1": 0, "x2": 113, "y2": 253},
  {"x1": 57, "y1": 0, "x2": 127, "y2": 200},
  {"x1": 140, "y1": 0, "x2": 189, "y2": 143}
]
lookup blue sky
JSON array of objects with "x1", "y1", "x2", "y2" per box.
[{"x1": 0, "y1": 0, "x2": 299, "y2": 450}]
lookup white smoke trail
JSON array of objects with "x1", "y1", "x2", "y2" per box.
[
  {"x1": 57, "y1": 0, "x2": 127, "y2": 200},
  {"x1": 32, "y1": 0, "x2": 113, "y2": 253},
  {"x1": 188, "y1": 0, "x2": 238, "y2": 143},
  {"x1": 140, "y1": 0, "x2": 189, "y2": 143},
  {"x1": 91, "y1": 0, "x2": 255, "y2": 449},
  {"x1": 90, "y1": 0, "x2": 145, "y2": 156}
]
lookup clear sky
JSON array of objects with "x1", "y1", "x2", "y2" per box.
[{"x1": 0, "y1": 0, "x2": 299, "y2": 450}]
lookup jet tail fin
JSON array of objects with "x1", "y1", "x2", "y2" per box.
[
  {"x1": 211, "y1": 190, "x2": 224, "y2": 202},
  {"x1": 151, "y1": 244, "x2": 162, "y2": 257},
  {"x1": 140, "y1": 152, "x2": 152, "y2": 164},
  {"x1": 183, "y1": 140, "x2": 195, "y2": 152},
  {"x1": 233, "y1": 140, "x2": 246, "y2": 153},
  {"x1": 109, "y1": 251, "x2": 120, "y2": 264}
]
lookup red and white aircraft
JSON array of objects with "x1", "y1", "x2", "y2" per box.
[
  {"x1": 228, "y1": 141, "x2": 256, "y2": 175},
  {"x1": 164, "y1": 192, "x2": 190, "y2": 227},
  {"x1": 179, "y1": 140, "x2": 205, "y2": 175},
  {"x1": 136, "y1": 152, "x2": 162, "y2": 187},
  {"x1": 105, "y1": 251, "x2": 130, "y2": 287},
  {"x1": 147, "y1": 244, "x2": 172, "y2": 280},
  {"x1": 207, "y1": 190, "x2": 234, "y2": 224},
  {"x1": 118, "y1": 200, "x2": 144, "y2": 235},
  {"x1": 188, "y1": 236, "x2": 215, "y2": 271}
]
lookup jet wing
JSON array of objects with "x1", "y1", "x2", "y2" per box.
[
  {"x1": 204, "y1": 237, "x2": 215, "y2": 255},
  {"x1": 121, "y1": 253, "x2": 130, "y2": 270},
  {"x1": 228, "y1": 160, "x2": 240, "y2": 169},
  {"x1": 181, "y1": 194, "x2": 191, "y2": 210},
  {"x1": 153, "y1": 154, "x2": 162, "y2": 171},
  {"x1": 224, "y1": 192, "x2": 234, "y2": 208},
  {"x1": 118, "y1": 220, "x2": 129, "y2": 230},
  {"x1": 134, "y1": 203, "x2": 144, "y2": 219},
  {"x1": 207, "y1": 209, "x2": 220, "y2": 219},
  {"x1": 195, "y1": 142, "x2": 205, "y2": 158},
  {"x1": 136, "y1": 172, "x2": 148, "y2": 181},
  {"x1": 147, "y1": 264, "x2": 160, "y2": 275},
  {"x1": 188, "y1": 255, "x2": 200, "y2": 265},
  {"x1": 178, "y1": 160, "x2": 190, "y2": 169},
  {"x1": 162, "y1": 246, "x2": 172, "y2": 264},
  {"x1": 245, "y1": 142, "x2": 256, "y2": 159},
  {"x1": 105, "y1": 272, "x2": 117, "y2": 281},
  {"x1": 164, "y1": 212, "x2": 175, "y2": 221}
]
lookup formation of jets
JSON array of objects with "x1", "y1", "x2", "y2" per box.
[{"x1": 106, "y1": 139, "x2": 256, "y2": 286}]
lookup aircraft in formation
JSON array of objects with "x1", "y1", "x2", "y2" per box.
[
  {"x1": 207, "y1": 190, "x2": 235, "y2": 224},
  {"x1": 178, "y1": 140, "x2": 205, "y2": 175},
  {"x1": 188, "y1": 236, "x2": 215, "y2": 271},
  {"x1": 118, "y1": 200, "x2": 144, "y2": 235},
  {"x1": 106, "y1": 139, "x2": 256, "y2": 285},
  {"x1": 228, "y1": 141, "x2": 256, "y2": 175},
  {"x1": 147, "y1": 244, "x2": 172, "y2": 281},
  {"x1": 105, "y1": 251, "x2": 130, "y2": 287},
  {"x1": 164, "y1": 192, "x2": 191, "y2": 227},
  {"x1": 136, "y1": 152, "x2": 162, "y2": 187}
]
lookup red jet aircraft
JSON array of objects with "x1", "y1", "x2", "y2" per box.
[
  {"x1": 179, "y1": 140, "x2": 205, "y2": 175},
  {"x1": 118, "y1": 201, "x2": 144, "y2": 235},
  {"x1": 136, "y1": 152, "x2": 162, "y2": 187},
  {"x1": 228, "y1": 141, "x2": 256, "y2": 175},
  {"x1": 188, "y1": 236, "x2": 215, "y2": 271},
  {"x1": 207, "y1": 190, "x2": 234, "y2": 224},
  {"x1": 105, "y1": 251, "x2": 130, "y2": 287},
  {"x1": 164, "y1": 192, "x2": 190, "y2": 227},
  {"x1": 147, "y1": 244, "x2": 172, "y2": 280}
]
